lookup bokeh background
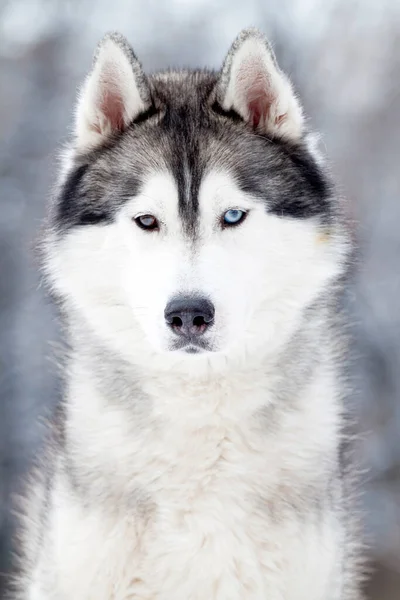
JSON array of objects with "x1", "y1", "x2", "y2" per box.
[{"x1": 1, "y1": 0, "x2": 399, "y2": 597}]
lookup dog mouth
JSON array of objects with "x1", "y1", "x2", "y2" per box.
[
  {"x1": 169, "y1": 338, "x2": 214, "y2": 354},
  {"x1": 183, "y1": 345, "x2": 203, "y2": 354}
]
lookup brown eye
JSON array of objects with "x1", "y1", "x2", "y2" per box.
[{"x1": 134, "y1": 214, "x2": 159, "y2": 231}]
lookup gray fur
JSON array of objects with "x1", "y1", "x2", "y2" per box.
[{"x1": 55, "y1": 63, "x2": 331, "y2": 235}]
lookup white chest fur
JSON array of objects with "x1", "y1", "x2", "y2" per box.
[{"x1": 38, "y1": 365, "x2": 343, "y2": 600}]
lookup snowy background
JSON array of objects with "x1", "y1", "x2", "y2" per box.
[{"x1": 1, "y1": 0, "x2": 400, "y2": 597}]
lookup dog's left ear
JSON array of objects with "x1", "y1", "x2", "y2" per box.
[
  {"x1": 75, "y1": 32, "x2": 151, "y2": 151},
  {"x1": 217, "y1": 28, "x2": 304, "y2": 141}
]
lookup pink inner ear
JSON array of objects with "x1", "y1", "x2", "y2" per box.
[
  {"x1": 247, "y1": 79, "x2": 287, "y2": 130},
  {"x1": 248, "y1": 92, "x2": 270, "y2": 129},
  {"x1": 99, "y1": 87, "x2": 125, "y2": 133},
  {"x1": 95, "y1": 73, "x2": 125, "y2": 134},
  {"x1": 237, "y1": 59, "x2": 275, "y2": 129}
]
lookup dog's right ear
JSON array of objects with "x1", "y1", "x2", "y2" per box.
[{"x1": 75, "y1": 32, "x2": 151, "y2": 152}]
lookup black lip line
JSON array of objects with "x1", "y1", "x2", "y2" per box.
[
  {"x1": 170, "y1": 341, "x2": 214, "y2": 353},
  {"x1": 184, "y1": 346, "x2": 202, "y2": 354}
]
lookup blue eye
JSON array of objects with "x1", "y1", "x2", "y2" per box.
[{"x1": 222, "y1": 209, "x2": 247, "y2": 227}]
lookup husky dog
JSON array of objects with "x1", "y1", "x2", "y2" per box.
[{"x1": 12, "y1": 28, "x2": 364, "y2": 600}]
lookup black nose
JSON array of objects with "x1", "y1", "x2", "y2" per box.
[{"x1": 164, "y1": 296, "x2": 215, "y2": 337}]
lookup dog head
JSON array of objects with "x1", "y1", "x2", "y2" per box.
[{"x1": 44, "y1": 29, "x2": 349, "y2": 372}]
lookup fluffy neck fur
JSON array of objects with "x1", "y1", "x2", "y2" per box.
[{"x1": 59, "y1": 297, "x2": 344, "y2": 509}]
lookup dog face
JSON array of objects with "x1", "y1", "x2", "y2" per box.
[{"x1": 44, "y1": 30, "x2": 348, "y2": 371}]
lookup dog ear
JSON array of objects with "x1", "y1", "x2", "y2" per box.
[
  {"x1": 217, "y1": 28, "x2": 304, "y2": 141},
  {"x1": 75, "y1": 32, "x2": 151, "y2": 151}
]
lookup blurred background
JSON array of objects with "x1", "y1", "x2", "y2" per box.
[{"x1": 0, "y1": 0, "x2": 399, "y2": 597}]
